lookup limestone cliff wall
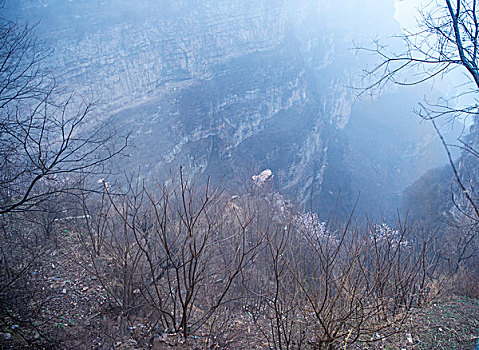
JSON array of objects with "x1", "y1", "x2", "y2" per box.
[{"x1": 6, "y1": 0, "x2": 409, "y2": 217}]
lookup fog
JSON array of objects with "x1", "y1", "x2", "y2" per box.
[{"x1": 2, "y1": 0, "x2": 468, "y2": 221}]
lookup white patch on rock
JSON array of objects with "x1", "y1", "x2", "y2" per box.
[{"x1": 252, "y1": 169, "x2": 273, "y2": 186}]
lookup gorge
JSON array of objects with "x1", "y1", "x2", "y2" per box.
[{"x1": 5, "y1": 0, "x2": 453, "y2": 220}]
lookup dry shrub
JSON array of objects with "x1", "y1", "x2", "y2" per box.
[
  {"x1": 72, "y1": 170, "x2": 262, "y2": 346},
  {"x1": 449, "y1": 267, "x2": 479, "y2": 299},
  {"x1": 247, "y1": 213, "x2": 438, "y2": 350}
]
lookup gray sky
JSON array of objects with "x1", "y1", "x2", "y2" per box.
[{"x1": 394, "y1": 0, "x2": 429, "y2": 30}]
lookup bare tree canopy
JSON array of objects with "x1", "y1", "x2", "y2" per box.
[
  {"x1": 360, "y1": 0, "x2": 479, "y2": 221},
  {"x1": 0, "y1": 12, "x2": 128, "y2": 215},
  {"x1": 364, "y1": 0, "x2": 479, "y2": 97}
]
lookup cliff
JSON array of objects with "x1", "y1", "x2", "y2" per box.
[{"x1": 4, "y1": 0, "x2": 445, "y2": 219}]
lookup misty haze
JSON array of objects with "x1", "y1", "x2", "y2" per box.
[{"x1": 0, "y1": 0, "x2": 478, "y2": 349}]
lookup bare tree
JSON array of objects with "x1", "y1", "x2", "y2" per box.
[
  {"x1": 0, "y1": 11, "x2": 128, "y2": 215},
  {"x1": 363, "y1": 1, "x2": 479, "y2": 94},
  {"x1": 244, "y1": 208, "x2": 435, "y2": 350},
  {"x1": 359, "y1": 1, "x2": 479, "y2": 276},
  {"x1": 360, "y1": 0, "x2": 478, "y2": 183},
  {"x1": 72, "y1": 170, "x2": 262, "y2": 343},
  {"x1": 0, "y1": 11, "x2": 128, "y2": 347}
]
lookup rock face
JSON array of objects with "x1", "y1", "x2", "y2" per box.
[{"x1": 4, "y1": 0, "x2": 447, "y2": 219}]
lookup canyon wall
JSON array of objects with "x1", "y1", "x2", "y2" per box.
[{"x1": 5, "y1": 0, "x2": 446, "y2": 219}]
